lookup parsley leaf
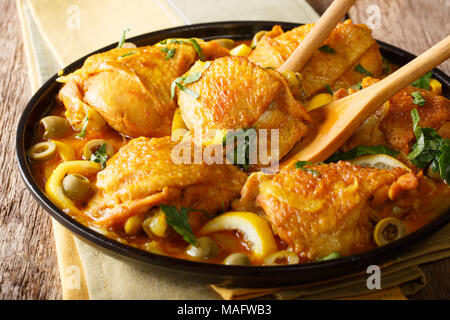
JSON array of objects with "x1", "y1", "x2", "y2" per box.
[
  {"x1": 325, "y1": 84, "x2": 333, "y2": 95},
  {"x1": 160, "y1": 204, "x2": 198, "y2": 246},
  {"x1": 171, "y1": 76, "x2": 200, "y2": 100},
  {"x1": 326, "y1": 145, "x2": 399, "y2": 163},
  {"x1": 411, "y1": 72, "x2": 432, "y2": 90},
  {"x1": 76, "y1": 114, "x2": 88, "y2": 138},
  {"x1": 175, "y1": 82, "x2": 199, "y2": 99},
  {"x1": 319, "y1": 45, "x2": 336, "y2": 54},
  {"x1": 117, "y1": 28, "x2": 131, "y2": 48},
  {"x1": 225, "y1": 128, "x2": 257, "y2": 171},
  {"x1": 354, "y1": 64, "x2": 373, "y2": 77},
  {"x1": 119, "y1": 51, "x2": 136, "y2": 58},
  {"x1": 295, "y1": 161, "x2": 321, "y2": 177},
  {"x1": 189, "y1": 38, "x2": 205, "y2": 61},
  {"x1": 161, "y1": 47, "x2": 176, "y2": 60},
  {"x1": 90, "y1": 143, "x2": 109, "y2": 169},
  {"x1": 170, "y1": 62, "x2": 210, "y2": 99},
  {"x1": 411, "y1": 91, "x2": 426, "y2": 106},
  {"x1": 407, "y1": 108, "x2": 449, "y2": 183}
]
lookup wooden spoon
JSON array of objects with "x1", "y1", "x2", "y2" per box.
[
  {"x1": 282, "y1": 35, "x2": 450, "y2": 166},
  {"x1": 277, "y1": 0, "x2": 356, "y2": 73}
]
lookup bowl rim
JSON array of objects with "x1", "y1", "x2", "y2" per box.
[{"x1": 15, "y1": 20, "x2": 450, "y2": 283}]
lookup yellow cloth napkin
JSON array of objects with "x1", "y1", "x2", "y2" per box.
[{"x1": 16, "y1": 0, "x2": 449, "y2": 300}]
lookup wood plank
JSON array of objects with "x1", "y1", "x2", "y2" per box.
[{"x1": 0, "y1": 0, "x2": 61, "y2": 299}]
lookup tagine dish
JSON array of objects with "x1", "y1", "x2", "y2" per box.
[{"x1": 27, "y1": 20, "x2": 450, "y2": 266}]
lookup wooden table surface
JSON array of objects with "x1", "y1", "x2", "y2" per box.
[{"x1": 0, "y1": 0, "x2": 448, "y2": 300}]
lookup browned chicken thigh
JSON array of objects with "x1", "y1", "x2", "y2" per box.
[
  {"x1": 342, "y1": 77, "x2": 450, "y2": 155},
  {"x1": 249, "y1": 20, "x2": 383, "y2": 99},
  {"x1": 58, "y1": 40, "x2": 228, "y2": 138},
  {"x1": 177, "y1": 56, "x2": 311, "y2": 166},
  {"x1": 87, "y1": 136, "x2": 248, "y2": 229},
  {"x1": 233, "y1": 161, "x2": 419, "y2": 260}
]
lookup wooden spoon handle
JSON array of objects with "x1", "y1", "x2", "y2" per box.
[
  {"x1": 277, "y1": 0, "x2": 356, "y2": 73},
  {"x1": 361, "y1": 35, "x2": 450, "y2": 108}
]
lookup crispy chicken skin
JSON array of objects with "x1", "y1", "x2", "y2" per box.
[
  {"x1": 233, "y1": 161, "x2": 419, "y2": 259},
  {"x1": 178, "y1": 56, "x2": 311, "y2": 163},
  {"x1": 87, "y1": 137, "x2": 247, "y2": 229},
  {"x1": 343, "y1": 77, "x2": 450, "y2": 155},
  {"x1": 58, "y1": 40, "x2": 228, "y2": 138},
  {"x1": 248, "y1": 20, "x2": 382, "y2": 98}
]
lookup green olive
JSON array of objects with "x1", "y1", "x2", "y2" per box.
[
  {"x1": 186, "y1": 237, "x2": 219, "y2": 260},
  {"x1": 373, "y1": 217, "x2": 406, "y2": 246},
  {"x1": 223, "y1": 253, "x2": 251, "y2": 266},
  {"x1": 83, "y1": 139, "x2": 115, "y2": 160},
  {"x1": 39, "y1": 116, "x2": 70, "y2": 139},
  {"x1": 27, "y1": 141, "x2": 57, "y2": 162},
  {"x1": 212, "y1": 38, "x2": 235, "y2": 50},
  {"x1": 251, "y1": 30, "x2": 268, "y2": 48},
  {"x1": 263, "y1": 250, "x2": 299, "y2": 266},
  {"x1": 62, "y1": 174, "x2": 93, "y2": 201}
]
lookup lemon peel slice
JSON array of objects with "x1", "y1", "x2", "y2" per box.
[
  {"x1": 200, "y1": 211, "x2": 277, "y2": 258},
  {"x1": 349, "y1": 154, "x2": 410, "y2": 171}
]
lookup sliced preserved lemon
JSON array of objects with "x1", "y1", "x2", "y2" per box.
[
  {"x1": 200, "y1": 211, "x2": 277, "y2": 259},
  {"x1": 229, "y1": 44, "x2": 252, "y2": 57},
  {"x1": 306, "y1": 93, "x2": 334, "y2": 111},
  {"x1": 349, "y1": 154, "x2": 410, "y2": 171}
]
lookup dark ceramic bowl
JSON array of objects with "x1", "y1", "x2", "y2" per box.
[{"x1": 16, "y1": 21, "x2": 450, "y2": 287}]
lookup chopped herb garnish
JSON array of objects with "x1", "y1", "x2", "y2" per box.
[
  {"x1": 225, "y1": 128, "x2": 257, "y2": 171},
  {"x1": 354, "y1": 63, "x2": 373, "y2": 77},
  {"x1": 265, "y1": 66, "x2": 275, "y2": 69},
  {"x1": 76, "y1": 114, "x2": 88, "y2": 138},
  {"x1": 160, "y1": 204, "x2": 198, "y2": 246},
  {"x1": 117, "y1": 28, "x2": 131, "y2": 48},
  {"x1": 295, "y1": 161, "x2": 321, "y2": 177},
  {"x1": 316, "y1": 252, "x2": 342, "y2": 261},
  {"x1": 119, "y1": 51, "x2": 136, "y2": 58},
  {"x1": 171, "y1": 76, "x2": 185, "y2": 99},
  {"x1": 412, "y1": 91, "x2": 426, "y2": 106},
  {"x1": 90, "y1": 143, "x2": 109, "y2": 169},
  {"x1": 382, "y1": 56, "x2": 390, "y2": 75},
  {"x1": 411, "y1": 72, "x2": 432, "y2": 90},
  {"x1": 355, "y1": 81, "x2": 362, "y2": 90},
  {"x1": 170, "y1": 62, "x2": 210, "y2": 99},
  {"x1": 189, "y1": 38, "x2": 205, "y2": 61},
  {"x1": 326, "y1": 145, "x2": 399, "y2": 163},
  {"x1": 161, "y1": 47, "x2": 176, "y2": 60},
  {"x1": 175, "y1": 82, "x2": 199, "y2": 99},
  {"x1": 161, "y1": 39, "x2": 185, "y2": 44},
  {"x1": 325, "y1": 84, "x2": 333, "y2": 95},
  {"x1": 407, "y1": 109, "x2": 449, "y2": 183},
  {"x1": 319, "y1": 45, "x2": 336, "y2": 54}
]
